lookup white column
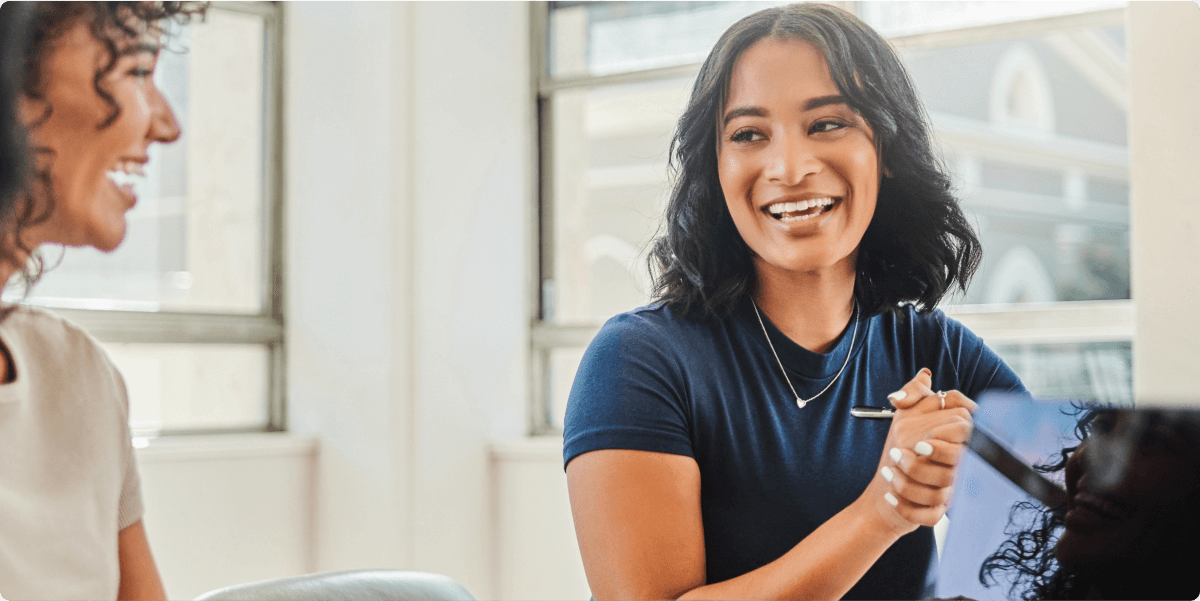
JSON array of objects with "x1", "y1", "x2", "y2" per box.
[{"x1": 1128, "y1": 2, "x2": 1200, "y2": 405}]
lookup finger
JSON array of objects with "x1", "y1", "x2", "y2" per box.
[
  {"x1": 890, "y1": 446, "x2": 959, "y2": 487},
  {"x1": 899, "y1": 452, "x2": 960, "y2": 487},
  {"x1": 939, "y1": 389, "x2": 978, "y2": 414},
  {"x1": 887, "y1": 368, "x2": 934, "y2": 409},
  {"x1": 912, "y1": 438, "x2": 969, "y2": 468},
  {"x1": 924, "y1": 420, "x2": 973, "y2": 446},
  {"x1": 881, "y1": 464, "x2": 950, "y2": 507},
  {"x1": 883, "y1": 491, "x2": 948, "y2": 528}
]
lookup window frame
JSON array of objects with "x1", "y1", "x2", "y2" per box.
[
  {"x1": 529, "y1": 2, "x2": 1133, "y2": 435},
  {"x1": 36, "y1": 1, "x2": 287, "y2": 436}
]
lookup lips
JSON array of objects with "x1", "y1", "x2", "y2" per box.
[
  {"x1": 1065, "y1": 490, "x2": 1135, "y2": 531},
  {"x1": 105, "y1": 158, "x2": 147, "y2": 205}
]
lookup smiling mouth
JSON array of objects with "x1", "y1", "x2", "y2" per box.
[
  {"x1": 106, "y1": 160, "x2": 146, "y2": 189},
  {"x1": 763, "y1": 197, "x2": 840, "y2": 223},
  {"x1": 1070, "y1": 491, "x2": 1134, "y2": 521}
]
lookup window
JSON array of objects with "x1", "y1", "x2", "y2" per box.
[
  {"x1": 3, "y1": 3, "x2": 284, "y2": 436},
  {"x1": 532, "y1": 1, "x2": 1133, "y2": 433}
]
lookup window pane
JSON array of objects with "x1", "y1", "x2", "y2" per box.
[
  {"x1": 548, "y1": 2, "x2": 789, "y2": 78},
  {"x1": 991, "y1": 341, "x2": 1131, "y2": 405},
  {"x1": 901, "y1": 23, "x2": 1131, "y2": 305},
  {"x1": 858, "y1": 1, "x2": 1125, "y2": 38},
  {"x1": 106, "y1": 342, "x2": 270, "y2": 434},
  {"x1": 12, "y1": 9, "x2": 269, "y2": 314},
  {"x1": 545, "y1": 78, "x2": 691, "y2": 323}
]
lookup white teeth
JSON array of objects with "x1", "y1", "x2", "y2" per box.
[
  {"x1": 106, "y1": 160, "x2": 147, "y2": 188},
  {"x1": 766, "y1": 197, "x2": 836, "y2": 216}
]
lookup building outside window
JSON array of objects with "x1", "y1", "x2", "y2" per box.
[
  {"x1": 533, "y1": 1, "x2": 1132, "y2": 433},
  {"x1": 2, "y1": 3, "x2": 284, "y2": 436}
]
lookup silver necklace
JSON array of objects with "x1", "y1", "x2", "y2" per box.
[{"x1": 751, "y1": 299, "x2": 859, "y2": 409}]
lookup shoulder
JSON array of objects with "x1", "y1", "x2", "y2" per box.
[
  {"x1": 3, "y1": 305, "x2": 108, "y2": 353},
  {"x1": 589, "y1": 303, "x2": 718, "y2": 359},
  {"x1": 878, "y1": 305, "x2": 980, "y2": 348},
  {"x1": 2, "y1": 305, "x2": 123, "y2": 384}
]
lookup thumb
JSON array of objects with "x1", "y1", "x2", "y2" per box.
[{"x1": 888, "y1": 367, "x2": 933, "y2": 409}]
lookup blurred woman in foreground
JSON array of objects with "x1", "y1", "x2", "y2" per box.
[{"x1": 0, "y1": 3, "x2": 202, "y2": 599}]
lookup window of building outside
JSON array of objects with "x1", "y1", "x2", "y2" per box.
[
  {"x1": 533, "y1": 1, "x2": 1132, "y2": 433},
  {"x1": 1, "y1": 3, "x2": 283, "y2": 436}
]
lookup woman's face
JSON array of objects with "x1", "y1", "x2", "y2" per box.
[
  {"x1": 1056, "y1": 411, "x2": 1200, "y2": 577},
  {"x1": 21, "y1": 17, "x2": 180, "y2": 252},
  {"x1": 718, "y1": 38, "x2": 880, "y2": 279}
]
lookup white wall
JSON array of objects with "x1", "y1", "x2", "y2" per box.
[
  {"x1": 138, "y1": 436, "x2": 316, "y2": 599},
  {"x1": 285, "y1": 1, "x2": 532, "y2": 598},
  {"x1": 1129, "y1": 1, "x2": 1200, "y2": 405}
]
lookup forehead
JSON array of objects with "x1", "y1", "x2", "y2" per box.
[{"x1": 726, "y1": 37, "x2": 840, "y2": 106}]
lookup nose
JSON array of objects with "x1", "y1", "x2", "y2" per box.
[
  {"x1": 763, "y1": 133, "x2": 822, "y2": 186},
  {"x1": 147, "y1": 85, "x2": 181, "y2": 144}
]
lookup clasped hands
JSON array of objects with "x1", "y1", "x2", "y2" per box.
[{"x1": 864, "y1": 367, "x2": 976, "y2": 535}]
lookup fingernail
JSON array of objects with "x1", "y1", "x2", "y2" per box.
[
  {"x1": 881, "y1": 466, "x2": 894, "y2": 482},
  {"x1": 884, "y1": 492, "x2": 899, "y2": 507},
  {"x1": 919, "y1": 368, "x2": 931, "y2": 376},
  {"x1": 887, "y1": 390, "x2": 906, "y2": 402},
  {"x1": 947, "y1": 485, "x2": 955, "y2": 497},
  {"x1": 889, "y1": 448, "x2": 902, "y2": 463},
  {"x1": 915, "y1": 441, "x2": 934, "y2": 456}
]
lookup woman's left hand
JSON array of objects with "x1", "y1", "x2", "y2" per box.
[{"x1": 866, "y1": 368, "x2": 976, "y2": 532}]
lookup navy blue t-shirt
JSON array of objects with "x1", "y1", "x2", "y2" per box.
[{"x1": 563, "y1": 297, "x2": 1027, "y2": 600}]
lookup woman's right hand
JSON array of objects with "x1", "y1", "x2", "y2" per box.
[{"x1": 861, "y1": 368, "x2": 976, "y2": 535}]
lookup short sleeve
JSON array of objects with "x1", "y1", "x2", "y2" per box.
[
  {"x1": 110, "y1": 365, "x2": 144, "y2": 531},
  {"x1": 563, "y1": 313, "x2": 695, "y2": 468},
  {"x1": 934, "y1": 311, "x2": 1030, "y2": 399}
]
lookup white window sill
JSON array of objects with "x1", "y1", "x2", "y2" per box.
[{"x1": 134, "y1": 432, "x2": 318, "y2": 463}]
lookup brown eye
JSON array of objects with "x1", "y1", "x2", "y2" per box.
[
  {"x1": 810, "y1": 120, "x2": 846, "y2": 134},
  {"x1": 730, "y1": 129, "x2": 764, "y2": 143}
]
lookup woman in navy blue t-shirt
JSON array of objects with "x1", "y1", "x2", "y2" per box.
[{"x1": 564, "y1": 4, "x2": 1027, "y2": 600}]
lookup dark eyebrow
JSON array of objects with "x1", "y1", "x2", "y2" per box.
[
  {"x1": 803, "y1": 95, "x2": 847, "y2": 111},
  {"x1": 723, "y1": 95, "x2": 850, "y2": 128},
  {"x1": 122, "y1": 43, "x2": 162, "y2": 57},
  {"x1": 722, "y1": 105, "x2": 765, "y2": 128}
]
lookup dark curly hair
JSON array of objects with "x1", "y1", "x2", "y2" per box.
[
  {"x1": 648, "y1": 3, "x2": 981, "y2": 320},
  {"x1": 1, "y1": 1, "x2": 205, "y2": 308},
  {"x1": 981, "y1": 407, "x2": 1200, "y2": 600}
]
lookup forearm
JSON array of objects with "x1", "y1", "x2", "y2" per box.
[{"x1": 678, "y1": 496, "x2": 902, "y2": 601}]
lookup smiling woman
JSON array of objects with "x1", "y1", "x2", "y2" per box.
[
  {"x1": 0, "y1": 3, "x2": 204, "y2": 600},
  {"x1": 563, "y1": 4, "x2": 1028, "y2": 600}
]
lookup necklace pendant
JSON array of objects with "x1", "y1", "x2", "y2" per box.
[{"x1": 796, "y1": 398, "x2": 807, "y2": 409}]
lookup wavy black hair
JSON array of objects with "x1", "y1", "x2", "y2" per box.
[
  {"x1": 0, "y1": 2, "x2": 35, "y2": 215},
  {"x1": 981, "y1": 407, "x2": 1200, "y2": 600},
  {"x1": 648, "y1": 3, "x2": 981, "y2": 320},
  {"x1": 0, "y1": 2, "x2": 204, "y2": 312}
]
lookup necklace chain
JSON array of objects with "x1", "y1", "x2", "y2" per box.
[{"x1": 751, "y1": 299, "x2": 859, "y2": 409}]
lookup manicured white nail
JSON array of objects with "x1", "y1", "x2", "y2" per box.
[
  {"x1": 881, "y1": 466, "x2": 894, "y2": 482},
  {"x1": 947, "y1": 485, "x2": 955, "y2": 497},
  {"x1": 884, "y1": 492, "x2": 899, "y2": 507},
  {"x1": 915, "y1": 441, "x2": 934, "y2": 456},
  {"x1": 887, "y1": 390, "x2": 907, "y2": 402},
  {"x1": 889, "y1": 448, "x2": 903, "y2": 463}
]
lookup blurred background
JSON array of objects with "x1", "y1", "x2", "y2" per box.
[{"x1": 9, "y1": 2, "x2": 1197, "y2": 598}]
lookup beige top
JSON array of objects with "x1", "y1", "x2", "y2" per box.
[{"x1": 0, "y1": 306, "x2": 142, "y2": 601}]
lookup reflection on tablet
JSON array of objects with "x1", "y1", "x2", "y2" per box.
[{"x1": 935, "y1": 394, "x2": 1200, "y2": 600}]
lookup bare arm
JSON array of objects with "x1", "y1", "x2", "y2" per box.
[
  {"x1": 117, "y1": 520, "x2": 166, "y2": 601},
  {"x1": 567, "y1": 369, "x2": 975, "y2": 601}
]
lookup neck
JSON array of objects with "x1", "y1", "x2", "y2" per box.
[{"x1": 753, "y1": 255, "x2": 857, "y2": 353}]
